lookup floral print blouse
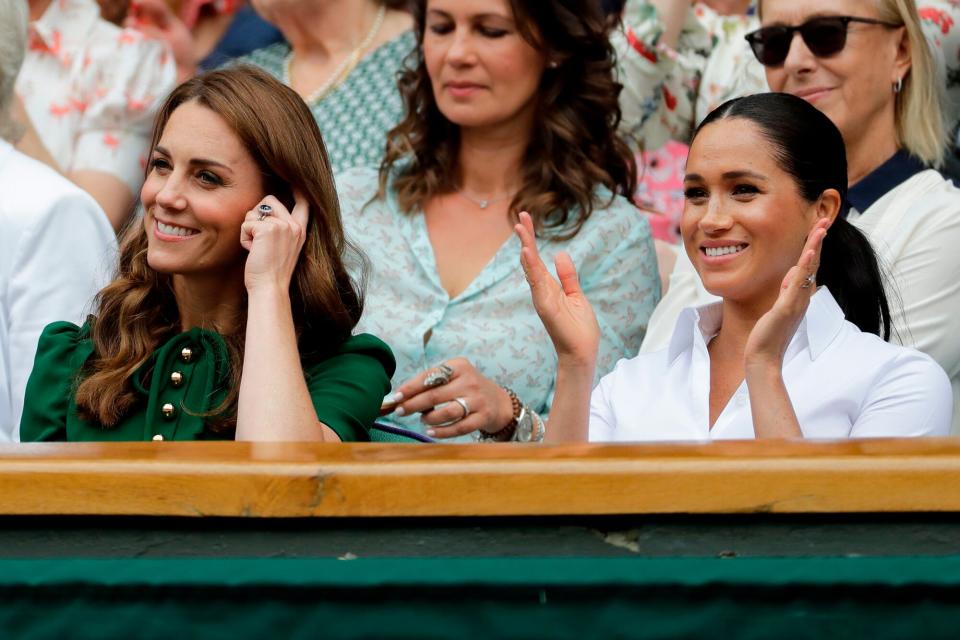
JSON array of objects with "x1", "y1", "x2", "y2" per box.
[
  {"x1": 16, "y1": 0, "x2": 176, "y2": 197},
  {"x1": 336, "y1": 167, "x2": 661, "y2": 440},
  {"x1": 616, "y1": 0, "x2": 960, "y2": 151}
]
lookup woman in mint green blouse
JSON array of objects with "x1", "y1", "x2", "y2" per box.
[
  {"x1": 20, "y1": 66, "x2": 394, "y2": 443},
  {"x1": 339, "y1": 0, "x2": 659, "y2": 442}
]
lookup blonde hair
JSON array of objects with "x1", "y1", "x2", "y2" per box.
[
  {"x1": 877, "y1": 0, "x2": 946, "y2": 167},
  {"x1": 758, "y1": 0, "x2": 948, "y2": 167}
]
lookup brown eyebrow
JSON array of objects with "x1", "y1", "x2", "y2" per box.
[
  {"x1": 426, "y1": 8, "x2": 512, "y2": 21},
  {"x1": 153, "y1": 146, "x2": 232, "y2": 171},
  {"x1": 684, "y1": 170, "x2": 767, "y2": 182}
]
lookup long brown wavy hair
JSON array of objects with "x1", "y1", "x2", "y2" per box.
[
  {"x1": 379, "y1": 0, "x2": 637, "y2": 239},
  {"x1": 75, "y1": 65, "x2": 365, "y2": 434}
]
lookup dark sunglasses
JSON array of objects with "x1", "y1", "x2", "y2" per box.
[{"x1": 745, "y1": 16, "x2": 903, "y2": 67}]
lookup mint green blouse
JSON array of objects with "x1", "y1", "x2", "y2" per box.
[{"x1": 20, "y1": 321, "x2": 395, "y2": 442}]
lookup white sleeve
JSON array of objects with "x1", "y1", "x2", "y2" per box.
[
  {"x1": 883, "y1": 193, "x2": 960, "y2": 387},
  {"x1": 6, "y1": 194, "x2": 115, "y2": 440},
  {"x1": 588, "y1": 372, "x2": 617, "y2": 442},
  {"x1": 850, "y1": 351, "x2": 953, "y2": 438}
]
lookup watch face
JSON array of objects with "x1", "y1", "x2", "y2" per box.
[{"x1": 516, "y1": 411, "x2": 534, "y2": 443}]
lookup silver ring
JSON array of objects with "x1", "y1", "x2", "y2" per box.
[
  {"x1": 423, "y1": 364, "x2": 454, "y2": 388},
  {"x1": 800, "y1": 273, "x2": 816, "y2": 289},
  {"x1": 257, "y1": 203, "x2": 272, "y2": 221},
  {"x1": 453, "y1": 397, "x2": 470, "y2": 419}
]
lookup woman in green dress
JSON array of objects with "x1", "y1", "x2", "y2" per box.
[{"x1": 20, "y1": 65, "x2": 395, "y2": 442}]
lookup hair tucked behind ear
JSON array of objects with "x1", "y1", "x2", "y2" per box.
[
  {"x1": 75, "y1": 66, "x2": 365, "y2": 433},
  {"x1": 694, "y1": 93, "x2": 892, "y2": 340}
]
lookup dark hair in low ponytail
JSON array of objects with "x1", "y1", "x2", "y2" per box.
[{"x1": 692, "y1": 92, "x2": 892, "y2": 340}]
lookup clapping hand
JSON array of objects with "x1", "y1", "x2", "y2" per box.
[
  {"x1": 514, "y1": 211, "x2": 599, "y2": 368},
  {"x1": 745, "y1": 218, "x2": 830, "y2": 370}
]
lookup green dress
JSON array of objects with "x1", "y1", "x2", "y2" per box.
[
  {"x1": 20, "y1": 321, "x2": 395, "y2": 442},
  {"x1": 241, "y1": 31, "x2": 416, "y2": 174}
]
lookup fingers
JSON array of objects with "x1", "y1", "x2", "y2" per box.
[
  {"x1": 804, "y1": 219, "x2": 829, "y2": 268},
  {"x1": 428, "y1": 414, "x2": 487, "y2": 440},
  {"x1": 290, "y1": 190, "x2": 310, "y2": 230},
  {"x1": 396, "y1": 379, "x2": 463, "y2": 416},
  {"x1": 514, "y1": 212, "x2": 553, "y2": 291},
  {"x1": 393, "y1": 358, "x2": 465, "y2": 403},
  {"x1": 420, "y1": 400, "x2": 469, "y2": 427},
  {"x1": 554, "y1": 251, "x2": 584, "y2": 297}
]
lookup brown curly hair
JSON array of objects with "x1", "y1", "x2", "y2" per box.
[
  {"x1": 379, "y1": 0, "x2": 636, "y2": 239},
  {"x1": 75, "y1": 65, "x2": 366, "y2": 434}
]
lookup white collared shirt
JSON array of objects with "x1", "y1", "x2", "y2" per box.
[
  {"x1": 639, "y1": 170, "x2": 960, "y2": 434},
  {"x1": 0, "y1": 140, "x2": 116, "y2": 441},
  {"x1": 591, "y1": 288, "x2": 952, "y2": 441}
]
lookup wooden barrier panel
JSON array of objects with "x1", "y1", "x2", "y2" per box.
[{"x1": 2, "y1": 438, "x2": 960, "y2": 517}]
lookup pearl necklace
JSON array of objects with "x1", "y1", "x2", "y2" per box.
[{"x1": 283, "y1": 4, "x2": 386, "y2": 105}]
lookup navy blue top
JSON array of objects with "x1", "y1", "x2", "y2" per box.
[
  {"x1": 846, "y1": 150, "x2": 928, "y2": 215},
  {"x1": 200, "y1": 5, "x2": 284, "y2": 71}
]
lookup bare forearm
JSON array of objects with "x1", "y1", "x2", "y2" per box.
[
  {"x1": 745, "y1": 363, "x2": 803, "y2": 439},
  {"x1": 236, "y1": 286, "x2": 336, "y2": 441},
  {"x1": 544, "y1": 358, "x2": 596, "y2": 443}
]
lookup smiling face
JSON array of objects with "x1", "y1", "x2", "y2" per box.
[
  {"x1": 423, "y1": 0, "x2": 547, "y2": 132},
  {"x1": 759, "y1": 0, "x2": 909, "y2": 154},
  {"x1": 141, "y1": 100, "x2": 265, "y2": 279},
  {"x1": 681, "y1": 118, "x2": 824, "y2": 306}
]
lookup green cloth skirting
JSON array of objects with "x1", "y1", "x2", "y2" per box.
[{"x1": 3, "y1": 557, "x2": 960, "y2": 638}]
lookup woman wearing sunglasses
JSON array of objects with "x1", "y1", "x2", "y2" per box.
[
  {"x1": 614, "y1": 0, "x2": 960, "y2": 154},
  {"x1": 641, "y1": 0, "x2": 960, "y2": 434},
  {"x1": 517, "y1": 92, "x2": 952, "y2": 442}
]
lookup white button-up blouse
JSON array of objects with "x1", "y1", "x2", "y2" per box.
[{"x1": 590, "y1": 288, "x2": 952, "y2": 442}]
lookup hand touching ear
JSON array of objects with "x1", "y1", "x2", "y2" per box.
[{"x1": 241, "y1": 190, "x2": 310, "y2": 293}]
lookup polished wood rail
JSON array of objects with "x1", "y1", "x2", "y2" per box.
[{"x1": 1, "y1": 439, "x2": 960, "y2": 517}]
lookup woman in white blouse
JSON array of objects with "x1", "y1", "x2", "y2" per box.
[
  {"x1": 518, "y1": 93, "x2": 951, "y2": 442},
  {"x1": 643, "y1": 0, "x2": 960, "y2": 434}
]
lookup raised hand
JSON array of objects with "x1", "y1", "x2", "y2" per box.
[
  {"x1": 125, "y1": 0, "x2": 196, "y2": 80},
  {"x1": 241, "y1": 191, "x2": 309, "y2": 293},
  {"x1": 514, "y1": 211, "x2": 599, "y2": 368},
  {"x1": 745, "y1": 218, "x2": 830, "y2": 370}
]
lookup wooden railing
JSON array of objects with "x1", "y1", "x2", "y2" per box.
[{"x1": 2, "y1": 439, "x2": 960, "y2": 517}]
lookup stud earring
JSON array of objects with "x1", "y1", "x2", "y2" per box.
[{"x1": 893, "y1": 77, "x2": 903, "y2": 94}]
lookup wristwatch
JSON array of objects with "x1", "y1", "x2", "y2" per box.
[{"x1": 477, "y1": 387, "x2": 544, "y2": 443}]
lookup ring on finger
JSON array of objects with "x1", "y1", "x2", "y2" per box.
[
  {"x1": 800, "y1": 273, "x2": 816, "y2": 289},
  {"x1": 431, "y1": 402, "x2": 464, "y2": 428},
  {"x1": 424, "y1": 363, "x2": 455, "y2": 388},
  {"x1": 257, "y1": 203, "x2": 273, "y2": 221},
  {"x1": 453, "y1": 396, "x2": 470, "y2": 420}
]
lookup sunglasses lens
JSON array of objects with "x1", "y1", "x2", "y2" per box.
[
  {"x1": 801, "y1": 18, "x2": 848, "y2": 57},
  {"x1": 747, "y1": 27, "x2": 792, "y2": 66}
]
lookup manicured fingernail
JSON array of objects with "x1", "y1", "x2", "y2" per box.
[
  {"x1": 395, "y1": 406, "x2": 406, "y2": 416},
  {"x1": 426, "y1": 429, "x2": 436, "y2": 437},
  {"x1": 385, "y1": 391, "x2": 403, "y2": 404}
]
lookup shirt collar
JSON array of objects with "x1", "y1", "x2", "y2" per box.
[
  {"x1": 29, "y1": 0, "x2": 100, "y2": 55},
  {"x1": 847, "y1": 150, "x2": 928, "y2": 214},
  {"x1": 667, "y1": 287, "x2": 846, "y2": 362}
]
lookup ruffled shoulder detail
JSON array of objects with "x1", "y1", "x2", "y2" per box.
[{"x1": 19, "y1": 320, "x2": 95, "y2": 441}]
